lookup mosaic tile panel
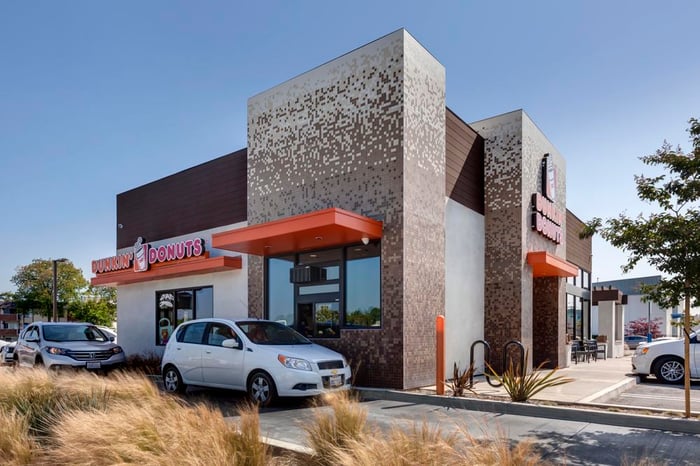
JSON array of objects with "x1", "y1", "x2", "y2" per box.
[
  {"x1": 247, "y1": 30, "x2": 445, "y2": 389},
  {"x1": 472, "y1": 110, "x2": 568, "y2": 371}
]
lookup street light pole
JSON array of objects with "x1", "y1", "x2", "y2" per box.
[{"x1": 52, "y1": 258, "x2": 68, "y2": 322}]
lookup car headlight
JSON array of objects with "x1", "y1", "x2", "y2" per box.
[
  {"x1": 46, "y1": 346, "x2": 69, "y2": 355},
  {"x1": 277, "y1": 354, "x2": 312, "y2": 371}
]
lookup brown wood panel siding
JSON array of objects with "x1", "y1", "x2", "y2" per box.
[
  {"x1": 566, "y1": 210, "x2": 592, "y2": 271},
  {"x1": 117, "y1": 149, "x2": 247, "y2": 249},
  {"x1": 445, "y1": 108, "x2": 484, "y2": 214}
]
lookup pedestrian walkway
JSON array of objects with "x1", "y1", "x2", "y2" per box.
[{"x1": 464, "y1": 354, "x2": 637, "y2": 404}]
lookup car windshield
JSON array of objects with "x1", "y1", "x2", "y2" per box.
[
  {"x1": 42, "y1": 325, "x2": 109, "y2": 342},
  {"x1": 237, "y1": 321, "x2": 311, "y2": 345}
]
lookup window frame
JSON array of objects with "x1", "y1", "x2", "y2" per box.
[{"x1": 155, "y1": 285, "x2": 213, "y2": 346}]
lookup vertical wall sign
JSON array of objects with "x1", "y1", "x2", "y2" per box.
[{"x1": 531, "y1": 154, "x2": 563, "y2": 244}]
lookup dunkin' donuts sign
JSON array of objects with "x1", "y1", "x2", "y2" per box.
[
  {"x1": 530, "y1": 154, "x2": 563, "y2": 244},
  {"x1": 92, "y1": 237, "x2": 205, "y2": 274}
]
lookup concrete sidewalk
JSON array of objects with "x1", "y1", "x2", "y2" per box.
[{"x1": 454, "y1": 353, "x2": 638, "y2": 404}]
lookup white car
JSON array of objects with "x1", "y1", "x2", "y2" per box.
[
  {"x1": 1, "y1": 342, "x2": 16, "y2": 365},
  {"x1": 632, "y1": 332, "x2": 700, "y2": 383},
  {"x1": 160, "y1": 318, "x2": 352, "y2": 406}
]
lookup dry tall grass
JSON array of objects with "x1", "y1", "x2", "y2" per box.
[
  {"x1": 0, "y1": 408, "x2": 36, "y2": 466},
  {"x1": 0, "y1": 369, "x2": 659, "y2": 466},
  {"x1": 303, "y1": 391, "x2": 548, "y2": 466},
  {"x1": 44, "y1": 397, "x2": 271, "y2": 466},
  {"x1": 1, "y1": 369, "x2": 274, "y2": 465}
]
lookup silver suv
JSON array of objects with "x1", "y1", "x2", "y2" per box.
[{"x1": 16, "y1": 322, "x2": 126, "y2": 372}]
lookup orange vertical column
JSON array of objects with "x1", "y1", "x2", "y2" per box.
[{"x1": 436, "y1": 315, "x2": 445, "y2": 395}]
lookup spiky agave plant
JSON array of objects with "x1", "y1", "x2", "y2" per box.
[
  {"x1": 486, "y1": 350, "x2": 573, "y2": 402},
  {"x1": 447, "y1": 362, "x2": 475, "y2": 397}
]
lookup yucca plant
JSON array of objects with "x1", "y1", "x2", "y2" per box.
[
  {"x1": 447, "y1": 362, "x2": 475, "y2": 397},
  {"x1": 486, "y1": 350, "x2": 573, "y2": 402}
]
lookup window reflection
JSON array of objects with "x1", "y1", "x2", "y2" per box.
[
  {"x1": 268, "y1": 256, "x2": 295, "y2": 325},
  {"x1": 345, "y1": 244, "x2": 381, "y2": 327}
]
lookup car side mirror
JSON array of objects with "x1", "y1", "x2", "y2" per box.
[
  {"x1": 25, "y1": 335, "x2": 39, "y2": 343},
  {"x1": 222, "y1": 338, "x2": 242, "y2": 350}
]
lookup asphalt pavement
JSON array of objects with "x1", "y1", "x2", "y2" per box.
[{"x1": 224, "y1": 355, "x2": 700, "y2": 466}]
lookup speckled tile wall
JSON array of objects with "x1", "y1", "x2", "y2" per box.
[
  {"x1": 471, "y1": 110, "x2": 568, "y2": 370},
  {"x1": 246, "y1": 29, "x2": 445, "y2": 388}
]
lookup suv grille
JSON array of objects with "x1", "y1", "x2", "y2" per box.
[
  {"x1": 67, "y1": 350, "x2": 115, "y2": 361},
  {"x1": 317, "y1": 360, "x2": 344, "y2": 370}
]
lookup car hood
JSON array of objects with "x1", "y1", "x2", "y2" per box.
[
  {"x1": 258, "y1": 343, "x2": 345, "y2": 362},
  {"x1": 42, "y1": 341, "x2": 119, "y2": 351},
  {"x1": 640, "y1": 338, "x2": 684, "y2": 350}
]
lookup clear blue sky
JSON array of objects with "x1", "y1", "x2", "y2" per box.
[{"x1": 1, "y1": 1, "x2": 698, "y2": 292}]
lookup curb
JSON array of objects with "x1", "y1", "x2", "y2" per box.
[
  {"x1": 356, "y1": 387, "x2": 700, "y2": 435},
  {"x1": 578, "y1": 375, "x2": 638, "y2": 403}
]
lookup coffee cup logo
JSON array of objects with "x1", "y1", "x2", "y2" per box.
[{"x1": 133, "y1": 237, "x2": 149, "y2": 272}]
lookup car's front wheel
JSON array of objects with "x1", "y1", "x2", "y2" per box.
[
  {"x1": 162, "y1": 365, "x2": 187, "y2": 394},
  {"x1": 248, "y1": 371, "x2": 276, "y2": 407},
  {"x1": 654, "y1": 357, "x2": 684, "y2": 384}
]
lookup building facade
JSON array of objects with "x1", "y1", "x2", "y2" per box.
[{"x1": 91, "y1": 29, "x2": 592, "y2": 389}]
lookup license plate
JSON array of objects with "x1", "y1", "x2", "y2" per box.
[
  {"x1": 329, "y1": 375, "x2": 342, "y2": 387},
  {"x1": 86, "y1": 362, "x2": 101, "y2": 369}
]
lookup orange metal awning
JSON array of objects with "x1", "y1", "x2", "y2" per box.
[
  {"x1": 90, "y1": 254, "x2": 242, "y2": 287},
  {"x1": 527, "y1": 251, "x2": 578, "y2": 278},
  {"x1": 212, "y1": 207, "x2": 383, "y2": 256}
]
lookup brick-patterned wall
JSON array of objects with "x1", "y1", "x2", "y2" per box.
[
  {"x1": 246, "y1": 30, "x2": 445, "y2": 389},
  {"x1": 472, "y1": 110, "x2": 569, "y2": 371},
  {"x1": 401, "y1": 34, "x2": 446, "y2": 388},
  {"x1": 472, "y1": 111, "x2": 524, "y2": 371},
  {"x1": 533, "y1": 276, "x2": 564, "y2": 367}
]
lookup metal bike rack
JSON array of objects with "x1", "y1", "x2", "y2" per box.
[
  {"x1": 503, "y1": 339, "x2": 525, "y2": 377},
  {"x1": 469, "y1": 339, "x2": 526, "y2": 387},
  {"x1": 469, "y1": 339, "x2": 502, "y2": 387}
]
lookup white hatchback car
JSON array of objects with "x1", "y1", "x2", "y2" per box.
[
  {"x1": 632, "y1": 332, "x2": 699, "y2": 383},
  {"x1": 161, "y1": 318, "x2": 352, "y2": 406}
]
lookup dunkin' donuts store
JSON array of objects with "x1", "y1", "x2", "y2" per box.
[{"x1": 91, "y1": 29, "x2": 592, "y2": 389}]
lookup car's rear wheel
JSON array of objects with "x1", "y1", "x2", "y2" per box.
[
  {"x1": 248, "y1": 371, "x2": 276, "y2": 407},
  {"x1": 162, "y1": 365, "x2": 187, "y2": 394},
  {"x1": 654, "y1": 356, "x2": 684, "y2": 384}
]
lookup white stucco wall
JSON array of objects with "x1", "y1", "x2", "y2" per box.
[
  {"x1": 444, "y1": 198, "x2": 485, "y2": 374},
  {"x1": 114, "y1": 222, "x2": 249, "y2": 358}
]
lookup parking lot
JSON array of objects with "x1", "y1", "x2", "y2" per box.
[{"x1": 606, "y1": 378, "x2": 700, "y2": 412}]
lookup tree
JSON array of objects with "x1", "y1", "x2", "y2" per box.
[
  {"x1": 11, "y1": 259, "x2": 88, "y2": 320},
  {"x1": 581, "y1": 117, "x2": 700, "y2": 417},
  {"x1": 65, "y1": 286, "x2": 117, "y2": 326},
  {"x1": 625, "y1": 318, "x2": 663, "y2": 339}
]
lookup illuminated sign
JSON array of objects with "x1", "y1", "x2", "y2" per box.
[
  {"x1": 531, "y1": 154, "x2": 563, "y2": 244},
  {"x1": 93, "y1": 237, "x2": 205, "y2": 275}
]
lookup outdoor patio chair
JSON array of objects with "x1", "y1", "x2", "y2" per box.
[
  {"x1": 571, "y1": 340, "x2": 587, "y2": 364},
  {"x1": 595, "y1": 341, "x2": 607, "y2": 360},
  {"x1": 585, "y1": 340, "x2": 599, "y2": 362}
]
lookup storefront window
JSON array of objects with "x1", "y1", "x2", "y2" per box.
[
  {"x1": 156, "y1": 286, "x2": 212, "y2": 345},
  {"x1": 267, "y1": 256, "x2": 295, "y2": 325},
  {"x1": 345, "y1": 244, "x2": 381, "y2": 327},
  {"x1": 265, "y1": 242, "x2": 382, "y2": 336}
]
